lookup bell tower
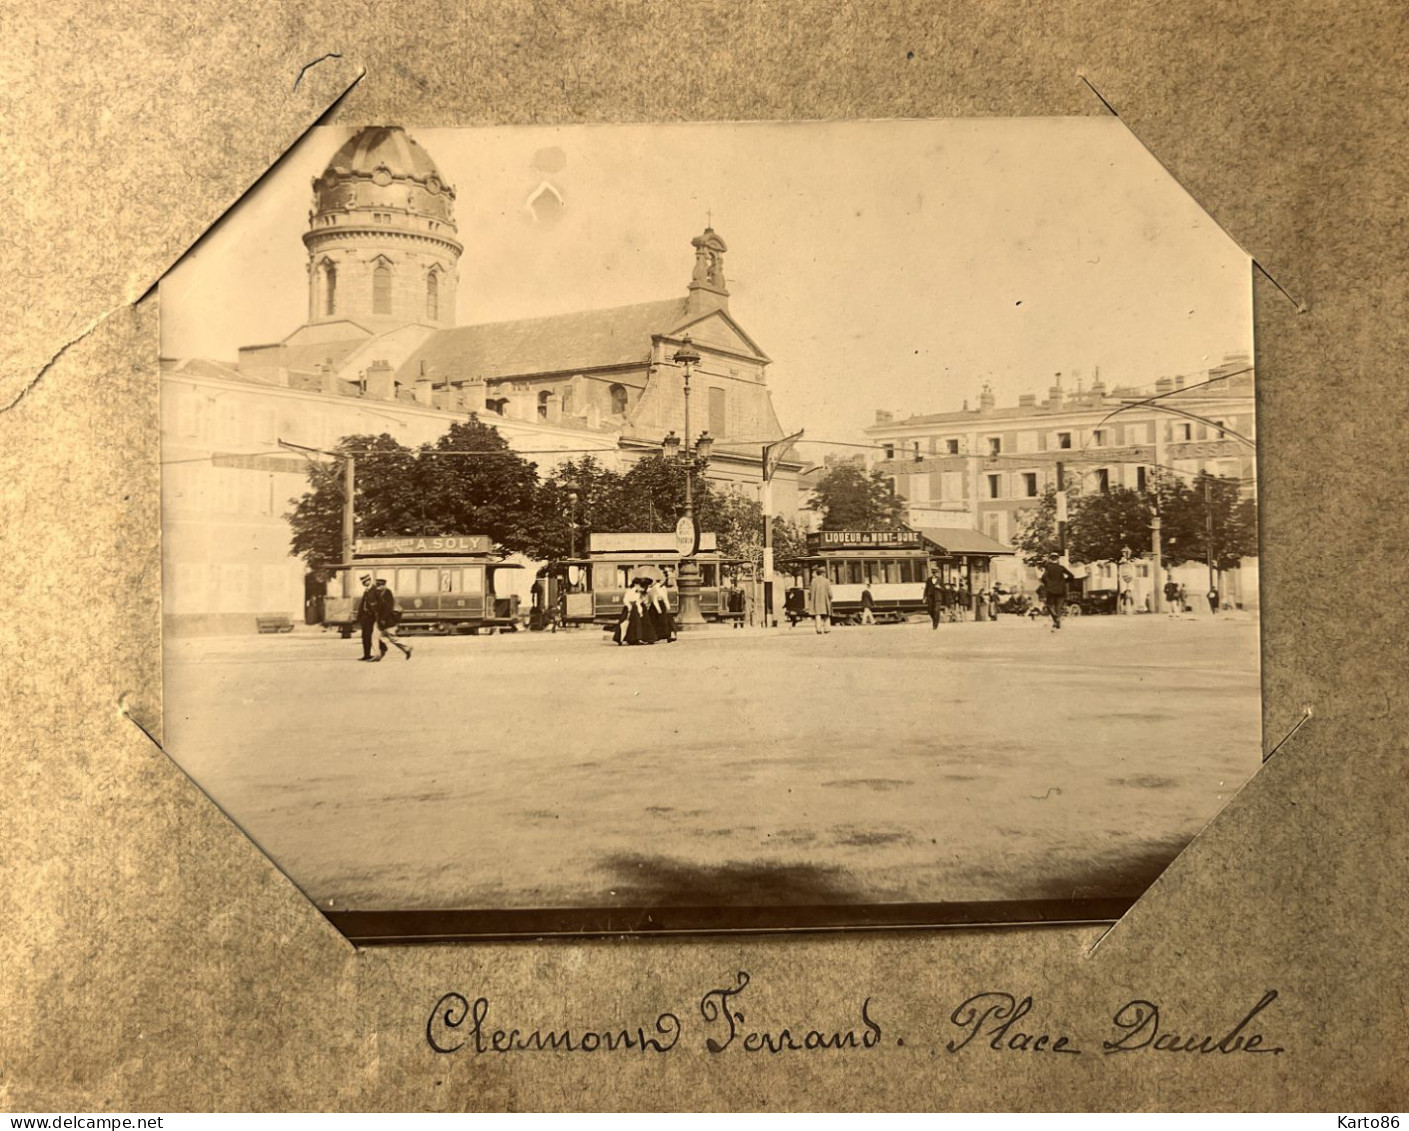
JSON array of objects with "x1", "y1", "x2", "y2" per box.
[
  {"x1": 302, "y1": 126, "x2": 463, "y2": 331},
  {"x1": 686, "y1": 227, "x2": 729, "y2": 316}
]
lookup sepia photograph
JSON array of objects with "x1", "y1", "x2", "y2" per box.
[{"x1": 159, "y1": 119, "x2": 1261, "y2": 942}]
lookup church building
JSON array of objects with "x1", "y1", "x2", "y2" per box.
[{"x1": 161, "y1": 126, "x2": 802, "y2": 632}]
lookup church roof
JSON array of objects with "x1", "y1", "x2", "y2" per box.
[{"x1": 398, "y1": 298, "x2": 692, "y2": 384}]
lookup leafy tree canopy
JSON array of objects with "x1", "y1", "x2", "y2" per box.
[
  {"x1": 804, "y1": 464, "x2": 909, "y2": 531},
  {"x1": 1012, "y1": 473, "x2": 1257, "y2": 569},
  {"x1": 285, "y1": 417, "x2": 544, "y2": 569}
]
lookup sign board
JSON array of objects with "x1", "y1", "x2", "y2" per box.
[
  {"x1": 806, "y1": 530, "x2": 923, "y2": 551},
  {"x1": 674, "y1": 515, "x2": 700, "y2": 557},
  {"x1": 588, "y1": 532, "x2": 718, "y2": 555},
  {"x1": 354, "y1": 535, "x2": 493, "y2": 556}
]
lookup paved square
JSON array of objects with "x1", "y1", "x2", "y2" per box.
[{"x1": 164, "y1": 614, "x2": 1261, "y2": 912}]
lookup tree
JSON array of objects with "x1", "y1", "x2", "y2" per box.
[
  {"x1": 770, "y1": 515, "x2": 808, "y2": 564},
  {"x1": 1158, "y1": 471, "x2": 1258, "y2": 568},
  {"x1": 285, "y1": 417, "x2": 545, "y2": 569},
  {"x1": 1066, "y1": 486, "x2": 1154, "y2": 566},
  {"x1": 1013, "y1": 473, "x2": 1257, "y2": 570},
  {"x1": 804, "y1": 464, "x2": 908, "y2": 530}
]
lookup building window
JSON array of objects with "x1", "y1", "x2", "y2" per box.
[
  {"x1": 1095, "y1": 468, "x2": 1110, "y2": 493},
  {"x1": 1092, "y1": 429, "x2": 1106, "y2": 446},
  {"x1": 1213, "y1": 419, "x2": 1226, "y2": 438},
  {"x1": 987, "y1": 437, "x2": 1002, "y2": 457},
  {"x1": 883, "y1": 443, "x2": 895, "y2": 460},
  {"x1": 485, "y1": 397, "x2": 508, "y2": 415},
  {"x1": 1022, "y1": 472, "x2": 1038, "y2": 497},
  {"x1": 987, "y1": 473, "x2": 1002, "y2": 499},
  {"x1": 946, "y1": 438, "x2": 960, "y2": 455},
  {"x1": 609, "y1": 384, "x2": 628, "y2": 415},
  {"x1": 321, "y1": 261, "x2": 337, "y2": 316},
  {"x1": 1057, "y1": 431, "x2": 1072, "y2": 449},
  {"x1": 708, "y1": 386, "x2": 726, "y2": 435},
  {"x1": 373, "y1": 262, "x2": 392, "y2": 315},
  {"x1": 426, "y1": 271, "x2": 439, "y2": 320},
  {"x1": 1137, "y1": 465, "x2": 1148, "y2": 492},
  {"x1": 1179, "y1": 423, "x2": 1193, "y2": 441},
  {"x1": 537, "y1": 391, "x2": 550, "y2": 419}
]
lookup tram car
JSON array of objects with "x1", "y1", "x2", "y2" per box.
[
  {"x1": 779, "y1": 530, "x2": 933, "y2": 624},
  {"x1": 549, "y1": 532, "x2": 747, "y2": 627},
  {"x1": 317, "y1": 534, "x2": 523, "y2": 636}
]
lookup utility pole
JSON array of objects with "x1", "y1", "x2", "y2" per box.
[
  {"x1": 1204, "y1": 475, "x2": 1216, "y2": 607},
  {"x1": 341, "y1": 454, "x2": 356, "y2": 597},
  {"x1": 1150, "y1": 422, "x2": 1164, "y2": 614}
]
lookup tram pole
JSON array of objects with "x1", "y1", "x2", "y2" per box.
[{"x1": 341, "y1": 454, "x2": 356, "y2": 598}]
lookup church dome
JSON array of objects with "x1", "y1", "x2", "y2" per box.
[
  {"x1": 323, "y1": 126, "x2": 444, "y2": 184},
  {"x1": 310, "y1": 125, "x2": 457, "y2": 228}
]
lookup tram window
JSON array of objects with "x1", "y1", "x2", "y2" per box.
[
  {"x1": 701, "y1": 563, "x2": 718, "y2": 587},
  {"x1": 440, "y1": 569, "x2": 457, "y2": 592},
  {"x1": 418, "y1": 568, "x2": 439, "y2": 594},
  {"x1": 615, "y1": 565, "x2": 633, "y2": 588},
  {"x1": 883, "y1": 561, "x2": 902, "y2": 584},
  {"x1": 462, "y1": 566, "x2": 485, "y2": 594},
  {"x1": 829, "y1": 561, "x2": 845, "y2": 584},
  {"x1": 393, "y1": 568, "x2": 417, "y2": 594},
  {"x1": 846, "y1": 561, "x2": 864, "y2": 585}
]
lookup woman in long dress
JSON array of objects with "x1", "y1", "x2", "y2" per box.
[
  {"x1": 615, "y1": 577, "x2": 659, "y2": 645},
  {"x1": 647, "y1": 578, "x2": 676, "y2": 642}
]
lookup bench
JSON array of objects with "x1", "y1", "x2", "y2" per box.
[{"x1": 255, "y1": 615, "x2": 295, "y2": 634}]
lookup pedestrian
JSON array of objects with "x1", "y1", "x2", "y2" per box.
[
  {"x1": 859, "y1": 581, "x2": 876, "y2": 625},
  {"x1": 614, "y1": 577, "x2": 659, "y2": 646},
  {"x1": 1163, "y1": 575, "x2": 1181, "y2": 618},
  {"x1": 1207, "y1": 586, "x2": 1220, "y2": 615},
  {"x1": 356, "y1": 574, "x2": 380, "y2": 661},
  {"x1": 1039, "y1": 555, "x2": 1076, "y2": 631},
  {"x1": 809, "y1": 566, "x2": 834, "y2": 634},
  {"x1": 923, "y1": 569, "x2": 943, "y2": 630},
  {"x1": 727, "y1": 575, "x2": 746, "y2": 628},
  {"x1": 648, "y1": 575, "x2": 676, "y2": 642},
  {"x1": 1179, "y1": 584, "x2": 1189, "y2": 612},
  {"x1": 371, "y1": 577, "x2": 412, "y2": 660},
  {"x1": 987, "y1": 587, "x2": 1000, "y2": 622}
]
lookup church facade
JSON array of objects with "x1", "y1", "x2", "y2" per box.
[{"x1": 162, "y1": 126, "x2": 802, "y2": 632}]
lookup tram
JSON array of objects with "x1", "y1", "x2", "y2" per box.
[
  {"x1": 778, "y1": 530, "x2": 931, "y2": 624},
  {"x1": 316, "y1": 534, "x2": 523, "y2": 636},
  {"x1": 546, "y1": 532, "x2": 748, "y2": 627}
]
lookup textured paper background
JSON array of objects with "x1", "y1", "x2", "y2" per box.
[{"x1": 2, "y1": 1, "x2": 1404, "y2": 1111}]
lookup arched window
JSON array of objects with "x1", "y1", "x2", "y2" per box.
[
  {"x1": 537, "y1": 390, "x2": 550, "y2": 419},
  {"x1": 609, "y1": 384, "x2": 628, "y2": 415},
  {"x1": 321, "y1": 261, "x2": 337, "y2": 316},
  {"x1": 426, "y1": 270, "x2": 439, "y2": 320},
  {"x1": 373, "y1": 261, "x2": 392, "y2": 315}
]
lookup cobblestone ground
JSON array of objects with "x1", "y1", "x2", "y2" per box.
[{"x1": 163, "y1": 613, "x2": 1262, "y2": 912}]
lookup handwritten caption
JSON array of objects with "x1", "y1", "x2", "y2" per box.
[{"x1": 425, "y1": 971, "x2": 1285, "y2": 1058}]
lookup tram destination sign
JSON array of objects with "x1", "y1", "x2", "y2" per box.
[
  {"x1": 807, "y1": 530, "x2": 923, "y2": 551},
  {"x1": 355, "y1": 535, "x2": 494, "y2": 556}
]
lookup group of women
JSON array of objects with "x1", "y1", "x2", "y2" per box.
[{"x1": 612, "y1": 575, "x2": 677, "y2": 646}]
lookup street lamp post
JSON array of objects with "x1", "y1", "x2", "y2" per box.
[{"x1": 667, "y1": 336, "x2": 713, "y2": 629}]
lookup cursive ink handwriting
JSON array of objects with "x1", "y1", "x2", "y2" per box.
[
  {"x1": 946, "y1": 992, "x2": 1082, "y2": 1054},
  {"x1": 699, "y1": 971, "x2": 883, "y2": 1053},
  {"x1": 426, "y1": 993, "x2": 681, "y2": 1055},
  {"x1": 1102, "y1": 990, "x2": 1285, "y2": 1055}
]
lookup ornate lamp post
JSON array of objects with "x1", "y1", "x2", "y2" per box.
[{"x1": 666, "y1": 336, "x2": 713, "y2": 628}]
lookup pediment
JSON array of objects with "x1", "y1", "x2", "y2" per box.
[{"x1": 668, "y1": 309, "x2": 771, "y2": 362}]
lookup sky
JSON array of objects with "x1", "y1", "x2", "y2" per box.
[{"x1": 160, "y1": 119, "x2": 1252, "y2": 446}]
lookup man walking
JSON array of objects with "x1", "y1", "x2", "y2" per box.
[
  {"x1": 924, "y1": 569, "x2": 942, "y2": 629},
  {"x1": 1039, "y1": 555, "x2": 1076, "y2": 631},
  {"x1": 809, "y1": 566, "x2": 834, "y2": 634},
  {"x1": 859, "y1": 581, "x2": 876, "y2": 626},
  {"x1": 372, "y1": 577, "x2": 412, "y2": 660},
  {"x1": 1164, "y1": 575, "x2": 1181, "y2": 619},
  {"x1": 356, "y1": 574, "x2": 380, "y2": 661}
]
